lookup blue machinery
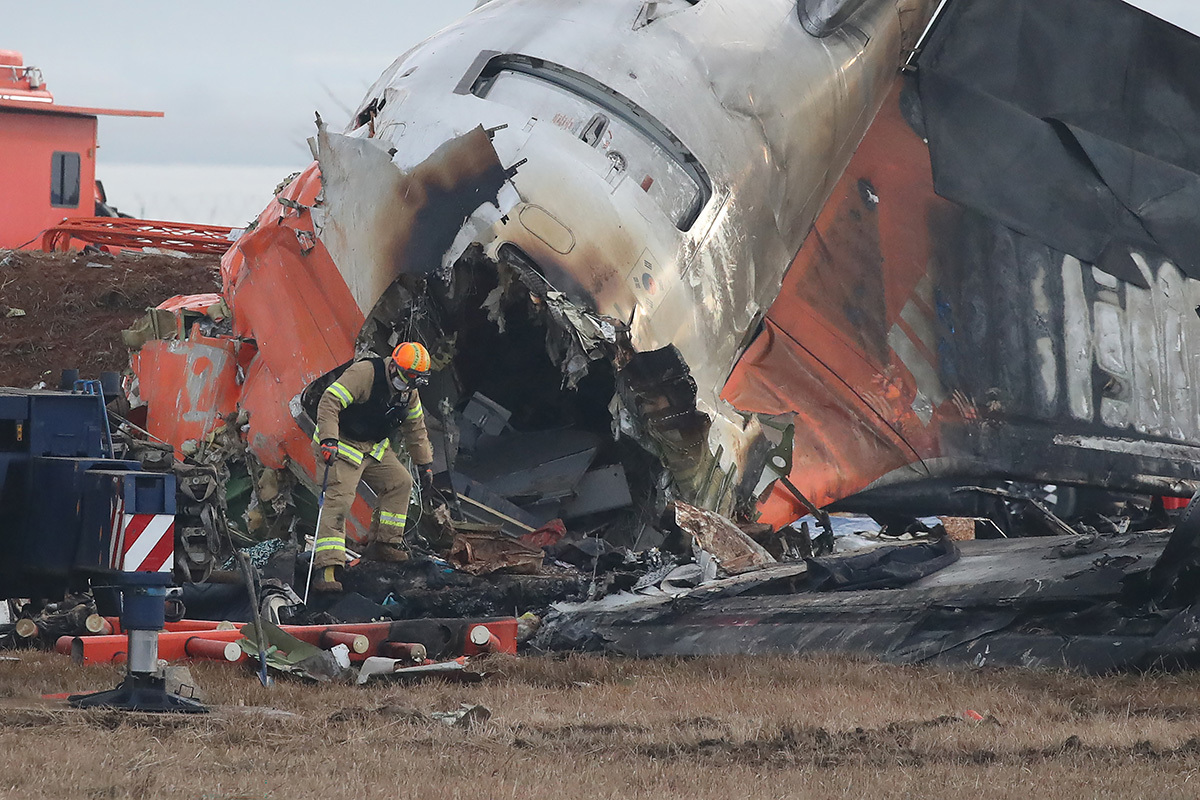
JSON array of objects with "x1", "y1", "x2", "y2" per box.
[{"x1": 0, "y1": 386, "x2": 204, "y2": 712}]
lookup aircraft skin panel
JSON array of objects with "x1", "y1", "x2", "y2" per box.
[
  {"x1": 129, "y1": 334, "x2": 243, "y2": 453},
  {"x1": 127, "y1": 0, "x2": 1200, "y2": 537},
  {"x1": 129, "y1": 1, "x2": 1132, "y2": 538},
  {"x1": 723, "y1": 80, "x2": 951, "y2": 523},
  {"x1": 124, "y1": 0, "x2": 945, "y2": 530},
  {"x1": 319, "y1": 0, "x2": 939, "y2": 510},
  {"x1": 728, "y1": 73, "x2": 1200, "y2": 525}
]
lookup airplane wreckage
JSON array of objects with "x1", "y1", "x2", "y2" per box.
[{"x1": 119, "y1": 0, "x2": 1200, "y2": 670}]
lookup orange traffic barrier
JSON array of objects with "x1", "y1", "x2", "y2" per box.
[
  {"x1": 60, "y1": 626, "x2": 369, "y2": 665},
  {"x1": 467, "y1": 625, "x2": 502, "y2": 654},
  {"x1": 313, "y1": 618, "x2": 518, "y2": 656},
  {"x1": 56, "y1": 635, "x2": 125, "y2": 665}
]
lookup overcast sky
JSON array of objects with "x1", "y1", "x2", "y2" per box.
[
  {"x1": 5, "y1": 0, "x2": 1198, "y2": 223},
  {"x1": 7, "y1": 1, "x2": 475, "y2": 167},
  {"x1": 1124, "y1": 0, "x2": 1200, "y2": 37},
  {"x1": 7, "y1": 0, "x2": 1198, "y2": 168}
]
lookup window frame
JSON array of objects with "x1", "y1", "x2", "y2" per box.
[
  {"x1": 471, "y1": 54, "x2": 712, "y2": 231},
  {"x1": 50, "y1": 151, "x2": 81, "y2": 209}
]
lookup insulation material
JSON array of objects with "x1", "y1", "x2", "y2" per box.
[
  {"x1": 673, "y1": 501, "x2": 775, "y2": 575},
  {"x1": 447, "y1": 529, "x2": 544, "y2": 576}
]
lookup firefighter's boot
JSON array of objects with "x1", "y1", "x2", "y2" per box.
[
  {"x1": 365, "y1": 541, "x2": 410, "y2": 564},
  {"x1": 311, "y1": 566, "x2": 344, "y2": 593}
]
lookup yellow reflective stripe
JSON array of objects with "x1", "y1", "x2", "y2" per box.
[
  {"x1": 337, "y1": 443, "x2": 364, "y2": 465},
  {"x1": 406, "y1": 401, "x2": 423, "y2": 421},
  {"x1": 314, "y1": 538, "x2": 345, "y2": 553},
  {"x1": 379, "y1": 511, "x2": 407, "y2": 525},
  {"x1": 326, "y1": 382, "x2": 353, "y2": 408},
  {"x1": 369, "y1": 439, "x2": 389, "y2": 460}
]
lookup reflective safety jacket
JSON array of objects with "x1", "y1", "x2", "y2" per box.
[{"x1": 314, "y1": 358, "x2": 434, "y2": 466}]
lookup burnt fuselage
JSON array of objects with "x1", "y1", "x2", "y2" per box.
[
  {"x1": 130, "y1": 0, "x2": 1200, "y2": 539},
  {"x1": 315, "y1": 0, "x2": 940, "y2": 517}
]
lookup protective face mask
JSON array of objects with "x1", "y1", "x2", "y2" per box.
[{"x1": 391, "y1": 375, "x2": 407, "y2": 391}]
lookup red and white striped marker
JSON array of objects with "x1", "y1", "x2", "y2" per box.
[{"x1": 108, "y1": 495, "x2": 175, "y2": 573}]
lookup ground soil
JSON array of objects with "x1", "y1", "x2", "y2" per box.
[
  {"x1": 0, "y1": 249, "x2": 220, "y2": 389},
  {"x1": 3, "y1": 652, "x2": 1200, "y2": 799}
]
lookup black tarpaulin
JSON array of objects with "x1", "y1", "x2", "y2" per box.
[
  {"x1": 805, "y1": 538, "x2": 960, "y2": 591},
  {"x1": 917, "y1": 0, "x2": 1200, "y2": 285}
]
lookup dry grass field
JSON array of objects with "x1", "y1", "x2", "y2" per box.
[{"x1": 3, "y1": 651, "x2": 1200, "y2": 799}]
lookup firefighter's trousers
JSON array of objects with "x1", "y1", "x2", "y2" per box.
[{"x1": 312, "y1": 444, "x2": 413, "y2": 569}]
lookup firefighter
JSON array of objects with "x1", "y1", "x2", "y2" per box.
[{"x1": 310, "y1": 342, "x2": 438, "y2": 593}]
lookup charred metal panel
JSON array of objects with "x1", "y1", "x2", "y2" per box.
[
  {"x1": 131, "y1": 0, "x2": 946, "y2": 537},
  {"x1": 728, "y1": 71, "x2": 1200, "y2": 525},
  {"x1": 724, "y1": 81, "x2": 947, "y2": 524},
  {"x1": 335, "y1": 0, "x2": 939, "y2": 512},
  {"x1": 314, "y1": 124, "x2": 508, "y2": 315},
  {"x1": 537, "y1": 533, "x2": 1176, "y2": 672}
]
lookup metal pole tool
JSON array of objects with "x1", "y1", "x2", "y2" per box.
[{"x1": 302, "y1": 460, "x2": 332, "y2": 605}]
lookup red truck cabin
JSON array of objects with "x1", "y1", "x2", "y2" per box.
[{"x1": 0, "y1": 50, "x2": 161, "y2": 249}]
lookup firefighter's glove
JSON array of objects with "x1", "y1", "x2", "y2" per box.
[
  {"x1": 417, "y1": 463, "x2": 444, "y2": 509},
  {"x1": 319, "y1": 439, "x2": 339, "y2": 466},
  {"x1": 418, "y1": 463, "x2": 436, "y2": 496}
]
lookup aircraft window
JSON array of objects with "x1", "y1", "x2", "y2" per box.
[
  {"x1": 354, "y1": 97, "x2": 385, "y2": 132},
  {"x1": 472, "y1": 55, "x2": 711, "y2": 230},
  {"x1": 50, "y1": 151, "x2": 80, "y2": 208}
]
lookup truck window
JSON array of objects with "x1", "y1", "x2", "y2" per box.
[
  {"x1": 51, "y1": 151, "x2": 80, "y2": 208},
  {"x1": 471, "y1": 55, "x2": 711, "y2": 231}
]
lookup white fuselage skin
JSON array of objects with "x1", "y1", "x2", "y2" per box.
[{"x1": 332, "y1": 0, "x2": 938, "y2": 498}]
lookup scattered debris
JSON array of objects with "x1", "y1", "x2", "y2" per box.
[
  {"x1": 535, "y1": 520, "x2": 1200, "y2": 673},
  {"x1": 237, "y1": 621, "x2": 349, "y2": 682},
  {"x1": 357, "y1": 656, "x2": 471, "y2": 685},
  {"x1": 804, "y1": 538, "x2": 959, "y2": 592},
  {"x1": 162, "y1": 665, "x2": 204, "y2": 703},
  {"x1": 431, "y1": 703, "x2": 491, "y2": 729},
  {"x1": 448, "y1": 528, "x2": 545, "y2": 576},
  {"x1": 672, "y1": 501, "x2": 776, "y2": 575},
  {"x1": 515, "y1": 612, "x2": 542, "y2": 643}
]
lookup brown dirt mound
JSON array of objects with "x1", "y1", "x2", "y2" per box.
[{"x1": 0, "y1": 249, "x2": 220, "y2": 388}]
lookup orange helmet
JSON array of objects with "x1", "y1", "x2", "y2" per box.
[{"x1": 391, "y1": 342, "x2": 431, "y2": 378}]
